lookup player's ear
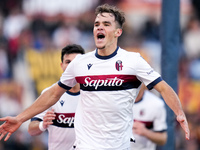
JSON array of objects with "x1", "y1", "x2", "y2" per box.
[{"x1": 115, "y1": 28, "x2": 122, "y2": 37}]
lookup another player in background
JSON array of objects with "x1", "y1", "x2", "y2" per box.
[
  {"x1": 28, "y1": 44, "x2": 85, "y2": 150},
  {"x1": 130, "y1": 84, "x2": 167, "y2": 150},
  {"x1": 0, "y1": 4, "x2": 189, "y2": 150}
]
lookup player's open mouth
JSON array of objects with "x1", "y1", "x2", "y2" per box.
[{"x1": 97, "y1": 33, "x2": 105, "y2": 41}]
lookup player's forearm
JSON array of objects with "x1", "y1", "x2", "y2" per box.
[
  {"x1": 144, "y1": 129, "x2": 167, "y2": 145},
  {"x1": 154, "y1": 81, "x2": 184, "y2": 116},
  {"x1": 28, "y1": 121, "x2": 43, "y2": 136},
  {"x1": 16, "y1": 93, "x2": 55, "y2": 123},
  {"x1": 154, "y1": 82, "x2": 190, "y2": 140},
  {"x1": 16, "y1": 84, "x2": 64, "y2": 123}
]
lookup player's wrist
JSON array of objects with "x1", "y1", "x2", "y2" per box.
[
  {"x1": 16, "y1": 114, "x2": 27, "y2": 123},
  {"x1": 39, "y1": 121, "x2": 47, "y2": 132}
]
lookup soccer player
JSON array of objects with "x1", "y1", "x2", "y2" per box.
[
  {"x1": 0, "y1": 4, "x2": 190, "y2": 150},
  {"x1": 130, "y1": 84, "x2": 167, "y2": 150},
  {"x1": 28, "y1": 44, "x2": 85, "y2": 150}
]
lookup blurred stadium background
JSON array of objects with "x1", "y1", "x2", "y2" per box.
[{"x1": 0, "y1": 0, "x2": 200, "y2": 149}]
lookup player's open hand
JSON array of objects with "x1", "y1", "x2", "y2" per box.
[
  {"x1": 176, "y1": 114, "x2": 190, "y2": 140},
  {"x1": 43, "y1": 109, "x2": 56, "y2": 129},
  {"x1": 0, "y1": 116, "x2": 22, "y2": 141}
]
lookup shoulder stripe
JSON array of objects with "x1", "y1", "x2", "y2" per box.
[
  {"x1": 147, "y1": 77, "x2": 163, "y2": 90},
  {"x1": 58, "y1": 81, "x2": 72, "y2": 90}
]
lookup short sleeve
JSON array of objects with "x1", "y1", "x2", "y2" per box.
[{"x1": 135, "y1": 54, "x2": 162, "y2": 89}]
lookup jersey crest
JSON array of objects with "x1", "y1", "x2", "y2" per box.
[{"x1": 115, "y1": 60, "x2": 123, "y2": 71}]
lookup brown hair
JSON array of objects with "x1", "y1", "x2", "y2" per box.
[{"x1": 95, "y1": 4, "x2": 125, "y2": 29}]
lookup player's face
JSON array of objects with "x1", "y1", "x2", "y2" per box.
[
  {"x1": 61, "y1": 53, "x2": 78, "y2": 72},
  {"x1": 93, "y1": 13, "x2": 122, "y2": 52}
]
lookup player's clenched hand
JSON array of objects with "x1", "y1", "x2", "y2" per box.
[
  {"x1": 43, "y1": 109, "x2": 56, "y2": 129},
  {"x1": 132, "y1": 121, "x2": 146, "y2": 136},
  {"x1": 176, "y1": 114, "x2": 190, "y2": 140},
  {"x1": 0, "y1": 116, "x2": 22, "y2": 141}
]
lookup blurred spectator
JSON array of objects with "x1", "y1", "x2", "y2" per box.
[
  {"x1": 2, "y1": 6, "x2": 29, "y2": 78},
  {"x1": 141, "y1": 16, "x2": 160, "y2": 42},
  {"x1": 3, "y1": 8, "x2": 28, "y2": 40},
  {"x1": 191, "y1": 0, "x2": 200, "y2": 21},
  {"x1": 0, "y1": 0, "x2": 23, "y2": 17},
  {"x1": 32, "y1": 29, "x2": 53, "y2": 50},
  {"x1": 52, "y1": 22, "x2": 81, "y2": 48},
  {"x1": 189, "y1": 58, "x2": 200, "y2": 80},
  {"x1": 183, "y1": 17, "x2": 200, "y2": 59},
  {"x1": 22, "y1": 0, "x2": 98, "y2": 18},
  {"x1": 0, "y1": 40, "x2": 10, "y2": 79},
  {"x1": 0, "y1": 80, "x2": 22, "y2": 117}
]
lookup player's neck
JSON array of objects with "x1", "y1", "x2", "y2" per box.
[{"x1": 97, "y1": 44, "x2": 117, "y2": 56}]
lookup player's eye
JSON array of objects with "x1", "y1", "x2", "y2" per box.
[{"x1": 65, "y1": 60, "x2": 71, "y2": 64}]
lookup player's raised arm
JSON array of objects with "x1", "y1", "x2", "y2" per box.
[
  {"x1": 0, "y1": 83, "x2": 66, "y2": 141},
  {"x1": 153, "y1": 80, "x2": 190, "y2": 140}
]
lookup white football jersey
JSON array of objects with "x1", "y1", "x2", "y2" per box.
[
  {"x1": 130, "y1": 90, "x2": 167, "y2": 150},
  {"x1": 31, "y1": 90, "x2": 80, "y2": 150},
  {"x1": 58, "y1": 47, "x2": 162, "y2": 150}
]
